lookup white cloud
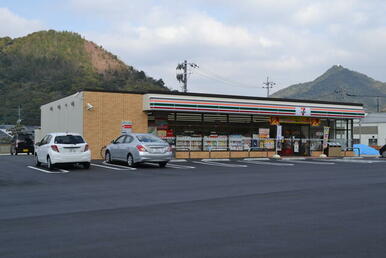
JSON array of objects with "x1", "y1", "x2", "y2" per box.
[
  {"x1": 17, "y1": 0, "x2": 386, "y2": 95},
  {"x1": 0, "y1": 8, "x2": 44, "y2": 38}
]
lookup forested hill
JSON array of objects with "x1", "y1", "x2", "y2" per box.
[
  {"x1": 0, "y1": 30, "x2": 169, "y2": 125},
  {"x1": 271, "y1": 65, "x2": 386, "y2": 111}
]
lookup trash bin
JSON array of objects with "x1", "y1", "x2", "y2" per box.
[{"x1": 326, "y1": 142, "x2": 342, "y2": 157}]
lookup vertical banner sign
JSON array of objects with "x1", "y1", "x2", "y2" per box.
[
  {"x1": 276, "y1": 125, "x2": 282, "y2": 152},
  {"x1": 323, "y1": 126, "x2": 330, "y2": 149},
  {"x1": 294, "y1": 141, "x2": 299, "y2": 153},
  {"x1": 121, "y1": 121, "x2": 133, "y2": 135}
]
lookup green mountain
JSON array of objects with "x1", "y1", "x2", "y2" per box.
[
  {"x1": 271, "y1": 65, "x2": 386, "y2": 111},
  {"x1": 0, "y1": 30, "x2": 169, "y2": 125}
]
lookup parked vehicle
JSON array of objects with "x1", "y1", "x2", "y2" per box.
[
  {"x1": 380, "y1": 145, "x2": 386, "y2": 158},
  {"x1": 105, "y1": 133, "x2": 172, "y2": 167},
  {"x1": 35, "y1": 133, "x2": 91, "y2": 169},
  {"x1": 10, "y1": 133, "x2": 34, "y2": 155}
]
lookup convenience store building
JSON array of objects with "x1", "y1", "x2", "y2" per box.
[{"x1": 40, "y1": 89, "x2": 365, "y2": 159}]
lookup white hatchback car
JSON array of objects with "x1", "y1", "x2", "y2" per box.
[{"x1": 35, "y1": 133, "x2": 91, "y2": 169}]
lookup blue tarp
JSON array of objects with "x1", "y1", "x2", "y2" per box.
[{"x1": 353, "y1": 144, "x2": 379, "y2": 156}]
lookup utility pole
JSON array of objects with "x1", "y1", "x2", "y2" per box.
[
  {"x1": 17, "y1": 105, "x2": 22, "y2": 124},
  {"x1": 376, "y1": 96, "x2": 380, "y2": 112},
  {"x1": 262, "y1": 77, "x2": 275, "y2": 97},
  {"x1": 182, "y1": 60, "x2": 187, "y2": 93},
  {"x1": 176, "y1": 60, "x2": 198, "y2": 93}
]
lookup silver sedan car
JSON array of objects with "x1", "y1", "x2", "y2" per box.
[{"x1": 105, "y1": 133, "x2": 173, "y2": 167}]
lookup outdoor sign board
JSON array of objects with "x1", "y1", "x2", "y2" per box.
[
  {"x1": 121, "y1": 121, "x2": 133, "y2": 134},
  {"x1": 259, "y1": 128, "x2": 270, "y2": 138},
  {"x1": 294, "y1": 141, "x2": 299, "y2": 153},
  {"x1": 295, "y1": 107, "x2": 311, "y2": 116},
  {"x1": 276, "y1": 125, "x2": 282, "y2": 151},
  {"x1": 270, "y1": 116, "x2": 320, "y2": 125},
  {"x1": 323, "y1": 126, "x2": 330, "y2": 149},
  {"x1": 145, "y1": 94, "x2": 366, "y2": 119}
]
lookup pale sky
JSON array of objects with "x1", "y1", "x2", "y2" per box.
[{"x1": 1, "y1": 0, "x2": 386, "y2": 96}]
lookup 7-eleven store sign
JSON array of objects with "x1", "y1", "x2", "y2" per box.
[{"x1": 121, "y1": 121, "x2": 133, "y2": 134}]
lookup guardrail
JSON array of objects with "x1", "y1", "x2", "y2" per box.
[{"x1": 0, "y1": 144, "x2": 11, "y2": 154}]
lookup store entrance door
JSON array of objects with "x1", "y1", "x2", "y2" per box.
[{"x1": 280, "y1": 124, "x2": 310, "y2": 156}]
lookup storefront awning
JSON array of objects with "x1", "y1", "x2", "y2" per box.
[{"x1": 143, "y1": 93, "x2": 365, "y2": 119}]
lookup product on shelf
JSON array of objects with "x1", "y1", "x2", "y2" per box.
[
  {"x1": 176, "y1": 136, "x2": 202, "y2": 151},
  {"x1": 203, "y1": 135, "x2": 227, "y2": 151},
  {"x1": 229, "y1": 135, "x2": 244, "y2": 151}
]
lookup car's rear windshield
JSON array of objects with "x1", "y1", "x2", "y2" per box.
[
  {"x1": 136, "y1": 135, "x2": 164, "y2": 143},
  {"x1": 54, "y1": 135, "x2": 85, "y2": 144},
  {"x1": 17, "y1": 134, "x2": 32, "y2": 141}
]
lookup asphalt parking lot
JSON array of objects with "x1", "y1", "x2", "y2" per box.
[{"x1": 1, "y1": 155, "x2": 386, "y2": 258}]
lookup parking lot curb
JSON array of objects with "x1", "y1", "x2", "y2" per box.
[
  {"x1": 243, "y1": 158, "x2": 270, "y2": 161},
  {"x1": 201, "y1": 158, "x2": 230, "y2": 162}
]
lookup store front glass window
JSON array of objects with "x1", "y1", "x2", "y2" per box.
[
  {"x1": 309, "y1": 119, "x2": 328, "y2": 151},
  {"x1": 148, "y1": 112, "x2": 355, "y2": 154},
  {"x1": 333, "y1": 119, "x2": 353, "y2": 149}
]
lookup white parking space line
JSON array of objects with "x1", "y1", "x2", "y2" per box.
[
  {"x1": 193, "y1": 161, "x2": 248, "y2": 167},
  {"x1": 243, "y1": 158, "x2": 270, "y2": 161},
  {"x1": 325, "y1": 159, "x2": 385, "y2": 164},
  {"x1": 239, "y1": 160, "x2": 294, "y2": 166},
  {"x1": 57, "y1": 168, "x2": 70, "y2": 173},
  {"x1": 201, "y1": 159, "x2": 230, "y2": 162},
  {"x1": 0, "y1": 153, "x2": 29, "y2": 156},
  {"x1": 102, "y1": 161, "x2": 137, "y2": 170},
  {"x1": 91, "y1": 163, "x2": 136, "y2": 170},
  {"x1": 27, "y1": 166, "x2": 69, "y2": 174},
  {"x1": 169, "y1": 159, "x2": 187, "y2": 162},
  {"x1": 166, "y1": 163, "x2": 195, "y2": 169},
  {"x1": 278, "y1": 160, "x2": 335, "y2": 165}
]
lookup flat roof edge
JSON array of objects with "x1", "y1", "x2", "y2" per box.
[{"x1": 80, "y1": 88, "x2": 364, "y2": 107}]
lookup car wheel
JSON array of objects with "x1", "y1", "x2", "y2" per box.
[
  {"x1": 35, "y1": 155, "x2": 41, "y2": 167},
  {"x1": 382, "y1": 151, "x2": 386, "y2": 158},
  {"x1": 10, "y1": 147, "x2": 14, "y2": 155},
  {"x1": 105, "y1": 151, "x2": 111, "y2": 163},
  {"x1": 83, "y1": 162, "x2": 91, "y2": 169},
  {"x1": 127, "y1": 154, "x2": 136, "y2": 167},
  {"x1": 47, "y1": 156, "x2": 54, "y2": 170},
  {"x1": 159, "y1": 161, "x2": 168, "y2": 168}
]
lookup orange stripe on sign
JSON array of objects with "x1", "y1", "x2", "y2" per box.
[{"x1": 151, "y1": 99, "x2": 296, "y2": 110}]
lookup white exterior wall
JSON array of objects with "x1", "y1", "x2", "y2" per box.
[
  {"x1": 40, "y1": 92, "x2": 84, "y2": 137},
  {"x1": 354, "y1": 122, "x2": 386, "y2": 146}
]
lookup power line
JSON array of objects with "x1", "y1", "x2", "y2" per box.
[
  {"x1": 346, "y1": 92, "x2": 386, "y2": 112},
  {"x1": 196, "y1": 66, "x2": 256, "y2": 89},
  {"x1": 194, "y1": 70, "x2": 248, "y2": 88}
]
